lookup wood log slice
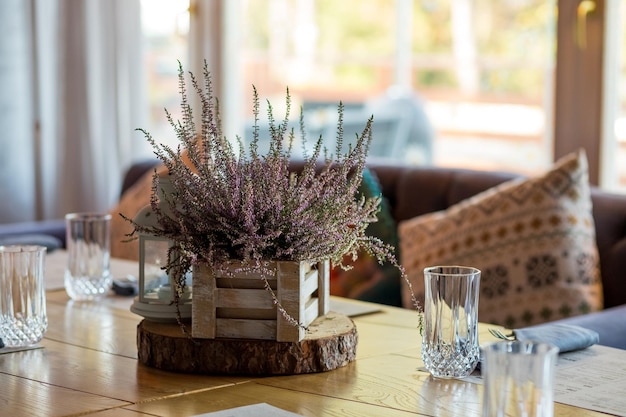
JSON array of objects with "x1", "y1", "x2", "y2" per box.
[{"x1": 137, "y1": 311, "x2": 358, "y2": 375}]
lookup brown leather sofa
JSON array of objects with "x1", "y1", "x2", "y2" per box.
[
  {"x1": 2, "y1": 158, "x2": 625, "y2": 348},
  {"x1": 366, "y1": 160, "x2": 626, "y2": 349},
  {"x1": 366, "y1": 160, "x2": 626, "y2": 311}
]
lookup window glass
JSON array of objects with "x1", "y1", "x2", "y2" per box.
[
  {"x1": 139, "y1": 1, "x2": 625, "y2": 193},
  {"x1": 239, "y1": 0, "x2": 555, "y2": 174},
  {"x1": 140, "y1": 0, "x2": 190, "y2": 148}
]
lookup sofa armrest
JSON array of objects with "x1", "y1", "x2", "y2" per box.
[
  {"x1": 0, "y1": 219, "x2": 66, "y2": 250},
  {"x1": 120, "y1": 159, "x2": 161, "y2": 198}
]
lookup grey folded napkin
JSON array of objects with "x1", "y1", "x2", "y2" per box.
[
  {"x1": 513, "y1": 323, "x2": 599, "y2": 353},
  {"x1": 476, "y1": 323, "x2": 599, "y2": 375}
]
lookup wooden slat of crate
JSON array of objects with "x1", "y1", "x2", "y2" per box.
[
  {"x1": 215, "y1": 288, "x2": 275, "y2": 309},
  {"x1": 276, "y1": 261, "x2": 306, "y2": 342},
  {"x1": 192, "y1": 260, "x2": 330, "y2": 342},
  {"x1": 216, "y1": 307, "x2": 276, "y2": 320},
  {"x1": 215, "y1": 318, "x2": 277, "y2": 340},
  {"x1": 192, "y1": 263, "x2": 217, "y2": 339},
  {"x1": 218, "y1": 261, "x2": 281, "y2": 278},
  {"x1": 215, "y1": 277, "x2": 275, "y2": 290},
  {"x1": 302, "y1": 267, "x2": 319, "y2": 298},
  {"x1": 317, "y1": 260, "x2": 330, "y2": 316},
  {"x1": 304, "y1": 298, "x2": 319, "y2": 325}
]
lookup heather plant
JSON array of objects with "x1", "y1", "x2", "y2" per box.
[{"x1": 125, "y1": 61, "x2": 420, "y2": 329}]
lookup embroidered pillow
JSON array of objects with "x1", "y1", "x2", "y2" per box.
[{"x1": 399, "y1": 150, "x2": 603, "y2": 328}]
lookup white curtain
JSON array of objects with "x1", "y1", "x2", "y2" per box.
[
  {"x1": 0, "y1": 0, "x2": 149, "y2": 224},
  {"x1": 0, "y1": 0, "x2": 37, "y2": 223}
]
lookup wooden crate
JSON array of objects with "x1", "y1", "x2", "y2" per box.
[{"x1": 192, "y1": 259, "x2": 330, "y2": 342}]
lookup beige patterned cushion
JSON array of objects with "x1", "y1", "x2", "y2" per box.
[{"x1": 399, "y1": 150, "x2": 603, "y2": 328}]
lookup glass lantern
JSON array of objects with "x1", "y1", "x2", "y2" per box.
[{"x1": 130, "y1": 203, "x2": 192, "y2": 322}]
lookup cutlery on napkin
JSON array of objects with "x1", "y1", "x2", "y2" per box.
[
  {"x1": 475, "y1": 323, "x2": 600, "y2": 375},
  {"x1": 490, "y1": 323, "x2": 600, "y2": 353}
]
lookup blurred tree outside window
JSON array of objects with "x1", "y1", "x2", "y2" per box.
[
  {"x1": 140, "y1": 0, "x2": 190, "y2": 149},
  {"x1": 238, "y1": 0, "x2": 554, "y2": 174},
  {"x1": 139, "y1": 0, "x2": 626, "y2": 192}
]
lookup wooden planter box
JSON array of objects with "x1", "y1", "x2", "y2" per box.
[{"x1": 191, "y1": 260, "x2": 330, "y2": 342}]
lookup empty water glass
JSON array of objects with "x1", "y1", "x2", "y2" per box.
[
  {"x1": 482, "y1": 340, "x2": 558, "y2": 417},
  {"x1": 65, "y1": 212, "x2": 112, "y2": 300},
  {"x1": 421, "y1": 265, "x2": 481, "y2": 378},
  {"x1": 0, "y1": 245, "x2": 48, "y2": 347}
]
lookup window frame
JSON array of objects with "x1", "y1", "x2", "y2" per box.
[{"x1": 554, "y1": 0, "x2": 606, "y2": 186}]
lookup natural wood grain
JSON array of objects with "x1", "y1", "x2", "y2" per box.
[
  {"x1": 76, "y1": 408, "x2": 159, "y2": 417},
  {"x1": 126, "y1": 381, "x2": 430, "y2": 417},
  {"x1": 46, "y1": 288, "x2": 140, "y2": 320},
  {"x1": 0, "y1": 338, "x2": 244, "y2": 405},
  {"x1": 0, "y1": 373, "x2": 129, "y2": 417},
  {"x1": 255, "y1": 352, "x2": 608, "y2": 417},
  {"x1": 43, "y1": 298, "x2": 140, "y2": 358},
  {"x1": 137, "y1": 311, "x2": 357, "y2": 375},
  {"x1": 0, "y1": 251, "x2": 613, "y2": 417},
  {"x1": 255, "y1": 354, "x2": 483, "y2": 415}
]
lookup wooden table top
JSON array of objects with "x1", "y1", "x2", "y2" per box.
[{"x1": 0, "y1": 254, "x2": 611, "y2": 417}]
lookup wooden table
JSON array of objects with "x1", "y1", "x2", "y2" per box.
[{"x1": 0, "y1": 255, "x2": 611, "y2": 417}]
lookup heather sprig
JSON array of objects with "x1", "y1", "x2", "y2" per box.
[{"x1": 125, "y1": 61, "x2": 417, "y2": 328}]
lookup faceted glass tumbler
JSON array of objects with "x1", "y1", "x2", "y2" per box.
[
  {"x1": 421, "y1": 265, "x2": 481, "y2": 378},
  {"x1": 482, "y1": 341, "x2": 558, "y2": 417},
  {"x1": 0, "y1": 245, "x2": 48, "y2": 347},
  {"x1": 65, "y1": 213, "x2": 112, "y2": 300}
]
